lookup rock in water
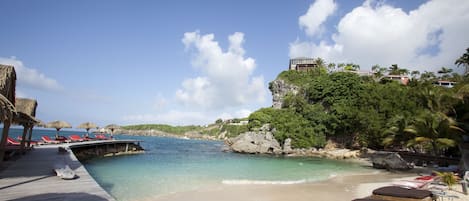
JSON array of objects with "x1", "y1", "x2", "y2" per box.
[
  {"x1": 370, "y1": 151, "x2": 413, "y2": 170},
  {"x1": 226, "y1": 124, "x2": 282, "y2": 154}
]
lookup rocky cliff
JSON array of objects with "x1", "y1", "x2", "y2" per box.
[{"x1": 269, "y1": 79, "x2": 300, "y2": 109}]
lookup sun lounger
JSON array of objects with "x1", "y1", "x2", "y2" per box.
[
  {"x1": 392, "y1": 180, "x2": 430, "y2": 189},
  {"x1": 17, "y1": 136, "x2": 39, "y2": 145},
  {"x1": 69, "y1": 135, "x2": 84, "y2": 142},
  {"x1": 371, "y1": 186, "x2": 434, "y2": 201},
  {"x1": 41, "y1": 136, "x2": 60, "y2": 144},
  {"x1": 352, "y1": 198, "x2": 386, "y2": 201},
  {"x1": 7, "y1": 137, "x2": 21, "y2": 145},
  {"x1": 95, "y1": 134, "x2": 109, "y2": 140}
]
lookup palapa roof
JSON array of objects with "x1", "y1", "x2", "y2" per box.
[
  {"x1": 0, "y1": 64, "x2": 17, "y2": 104},
  {"x1": 0, "y1": 94, "x2": 16, "y2": 122},
  {"x1": 0, "y1": 64, "x2": 17, "y2": 122},
  {"x1": 13, "y1": 98, "x2": 39, "y2": 126}
]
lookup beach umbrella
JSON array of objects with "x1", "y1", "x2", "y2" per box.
[
  {"x1": 45, "y1": 120, "x2": 72, "y2": 138},
  {"x1": 77, "y1": 122, "x2": 98, "y2": 137},
  {"x1": 104, "y1": 124, "x2": 120, "y2": 137},
  {"x1": 35, "y1": 119, "x2": 46, "y2": 128}
]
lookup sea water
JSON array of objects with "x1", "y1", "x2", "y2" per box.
[
  {"x1": 6, "y1": 128, "x2": 370, "y2": 201},
  {"x1": 83, "y1": 135, "x2": 370, "y2": 201}
]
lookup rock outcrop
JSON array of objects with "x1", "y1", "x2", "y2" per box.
[
  {"x1": 283, "y1": 138, "x2": 293, "y2": 154},
  {"x1": 270, "y1": 79, "x2": 300, "y2": 109},
  {"x1": 225, "y1": 124, "x2": 282, "y2": 154},
  {"x1": 370, "y1": 151, "x2": 413, "y2": 170}
]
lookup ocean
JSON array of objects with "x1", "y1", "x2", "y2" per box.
[{"x1": 6, "y1": 128, "x2": 370, "y2": 201}]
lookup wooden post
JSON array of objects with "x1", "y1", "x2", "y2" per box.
[
  {"x1": 27, "y1": 127, "x2": 33, "y2": 147},
  {"x1": 20, "y1": 125, "x2": 28, "y2": 154},
  {"x1": 0, "y1": 121, "x2": 12, "y2": 163}
]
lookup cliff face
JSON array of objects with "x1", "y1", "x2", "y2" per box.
[{"x1": 269, "y1": 79, "x2": 300, "y2": 109}]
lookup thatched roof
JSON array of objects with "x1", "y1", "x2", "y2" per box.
[
  {"x1": 15, "y1": 98, "x2": 37, "y2": 117},
  {"x1": 77, "y1": 122, "x2": 98, "y2": 130},
  {"x1": 0, "y1": 94, "x2": 16, "y2": 122},
  {"x1": 45, "y1": 120, "x2": 72, "y2": 129},
  {"x1": 0, "y1": 64, "x2": 17, "y2": 105},
  {"x1": 13, "y1": 98, "x2": 38, "y2": 126}
]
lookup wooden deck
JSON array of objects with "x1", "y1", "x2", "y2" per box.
[{"x1": 0, "y1": 142, "x2": 118, "y2": 201}]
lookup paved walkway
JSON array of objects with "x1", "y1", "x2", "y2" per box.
[{"x1": 0, "y1": 144, "x2": 115, "y2": 201}]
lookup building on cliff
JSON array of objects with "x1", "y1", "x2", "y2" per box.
[{"x1": 289, "y1": 57, "x2": 318, "y2": 71}]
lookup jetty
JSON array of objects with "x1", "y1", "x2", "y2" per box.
[{"x1": 0, "y1": 140, "x2": 143, "y2": 201}]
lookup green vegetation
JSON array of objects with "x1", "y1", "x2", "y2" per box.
[
  {"x1": 122, "y1": 124, "x2": 203, "y2": 135},
  {"x1": 248, "y1": 51, "x2": 469, "y2": 154}
]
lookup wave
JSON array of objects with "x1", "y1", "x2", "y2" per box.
[{"x1": 222, "y1": 179, "x2": 308, "y2": 185}]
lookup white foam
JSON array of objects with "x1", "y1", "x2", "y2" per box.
[{"x1": 222, "y1": 179, "x2": 307, "y2": 185}]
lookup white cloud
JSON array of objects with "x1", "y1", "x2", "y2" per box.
[
  {"x1": 299, "y1": 0, "x2": 337, "y2": 37},
  {"x1": 290, "y1": 0, "x2": 469, "y2": 73},
  {"x1": 178, "y1": 31, "x2": 266, "y2": 110},
  {"x1": 123, "y1": 110, "x2": 213, "y2": 126},
  {"x1": 0, "y1": 57, "x2": 63, "y2": 91}
]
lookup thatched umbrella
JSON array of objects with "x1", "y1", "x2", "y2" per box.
[
  {"x1": 13, "y1": 98, "x2": 38, "y2": 152},
  {"x1": 105, "y1": 124, "x2": 120, "y2": 137},
  {"x1": 77, "y1": 122, "x2": 98, "y2": 137},
  {"x1": 45, "y1": 120, "x2": 72, "y2": 138},
  {"x1": 0, "y1": 65, "x2": 16, "y2": 163}
]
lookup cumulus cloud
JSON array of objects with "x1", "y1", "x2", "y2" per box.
[
  {"x1": 123, "y1": 110, "x2": 214, "y2": 126},
  {"x1": 0, "y1": 57, "x2": 63, "y2": 91},
  {"x1": 177, "y1": 31, "x2": 266, "y2": 110},
  {"x1": 290, "y1": 0, "x2": 469, "y2": 72},
  {"x1": 299, "y1": 0, "x2": 337, "y2": 37}
]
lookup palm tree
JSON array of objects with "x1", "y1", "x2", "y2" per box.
[
  {"x1": 438, "y1": 67, "x2": 453, "y2": 80},
  {"x1": 372, "y1": 64, "x2": 387, "y2": 78},
  {"x1": 406, "y1": 111, "x2": 464, "y2": 155},
  {"x1": 455, "y1": 48, "x2": 469, "y2": 74},
  {"x1": 388, "y1": 64, "x2": 409, "y2": 75},
  {"x1": 382, "y1": 114, "x2": 414, "y2": 149},
  {"x1": 315, "y1": 57, "x2": 326, "y2": 68}
]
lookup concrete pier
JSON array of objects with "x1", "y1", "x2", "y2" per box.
[{"x1": 0, "y1": 140, "x2": 144, "y2": 200}]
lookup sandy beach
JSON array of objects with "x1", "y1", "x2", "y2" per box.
[{"x1": 150, "y1": 169, "x2": 469, "y2": 201}]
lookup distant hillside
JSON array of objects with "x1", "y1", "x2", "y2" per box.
[{"x1": 121, "y1": 121, "x2": 248, "y2": 140}]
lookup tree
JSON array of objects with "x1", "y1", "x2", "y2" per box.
[
  {"x1": 438, "y1": 67, "x2": 453, "y2": 80},
  {"x1": 382, "y1": 114, "x2": 414, "y2": 149},
  {"x1": 315, "y1": 57, "x2": 326, "y2": 68},
  {"x1": 455, "y1": 48, "x2": 469, "y2": 74},
  {"x1": 405, "y1": 111, "x2": 464, "y2": 155},
  {"x1": 372, "y1": 64, "x2": 387, "y2": 78},
  {"x1": 344, "y1": 63, "x2": 360, "y2": 71},
  {"x1": 388, "y1": 64, "x2": 409, "y2": 75}
]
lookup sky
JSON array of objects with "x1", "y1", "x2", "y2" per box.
[{"x1": 0, "y1": 0, "x2": 468, "y2": 127}]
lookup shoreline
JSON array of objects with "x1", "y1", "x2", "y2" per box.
[{"x1": 148, "y1": 169, "x2": 421, "y2": 201}]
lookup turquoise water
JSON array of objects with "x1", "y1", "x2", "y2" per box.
[
  {"x1": 80, "y1": 135, "x2": 370, "y2": 201},
  {"x1": 5, "y1": 128, "x2": 370, "y2": 200}
]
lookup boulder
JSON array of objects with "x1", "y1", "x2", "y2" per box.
[
  {"x1": 370, "y1": 151, "x2": 413, "y2": 170},
  {"x1": 283, "y1": 138, "x2": 293, "y2": 154},
  {"x1": 226, "y1": 124, "x2": 282, "y2": 154}
]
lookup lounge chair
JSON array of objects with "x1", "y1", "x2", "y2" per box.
[
  {"x1": 371, "y1": 186, "x2": 434, "y2": 201},
  {"x1": 41, "y1": 136, "x2": 60, "y2": 144},
  {"x1": 95, "y1": 134, "x2": 109, "y2": 140},
  {"x1": 7, "y1": 137, "x2": 21, "y2": 145},
  {"x1": 17, "y1": 136, "x2": 39, "y2": 145},
  {"x1": 69, "y1": 135, "x2": 84, "y2": 142}
]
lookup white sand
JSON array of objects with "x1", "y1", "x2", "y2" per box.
[{"x1": 144, "y1": 169, "x2": 469, "y2": 201}]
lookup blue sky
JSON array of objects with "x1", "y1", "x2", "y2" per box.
[{"x1": 1, "y1": 0, "x2": 468, "y2": 128}]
